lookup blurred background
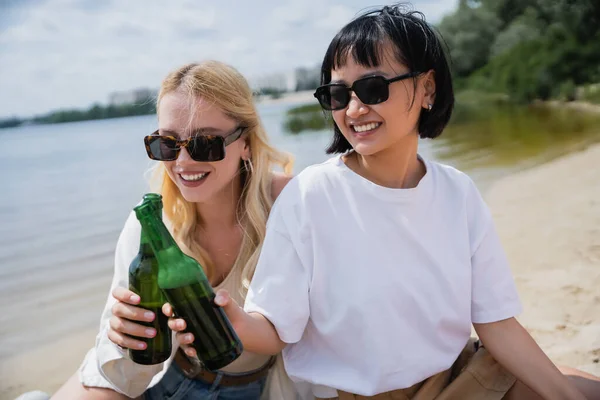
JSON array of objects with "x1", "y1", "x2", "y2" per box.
[{"x1": 1, "y1": 0, "x2": 599, "y2": 398}]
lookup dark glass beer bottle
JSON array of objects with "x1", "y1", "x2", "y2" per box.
[
  {"x1": 133, "y1": 196, "x2": 243, "y2": 370},
  {"x1": 127, "y1": 193, "x2": 172, "y2": 365}
]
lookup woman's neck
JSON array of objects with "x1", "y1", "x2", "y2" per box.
[{"x1": 345, "y1": 134, "x2": 425, "y2": 189}]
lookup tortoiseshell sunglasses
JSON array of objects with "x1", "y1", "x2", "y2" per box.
[{"x1": 144, "y1": 126, "x2": 246, "y2": 162}]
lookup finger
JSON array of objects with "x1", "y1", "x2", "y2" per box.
[
  {"x1": 213, "y1": 289, "x2": 246, "y2": 330},
  {"x1": 214, "y1": 289, "x2": 231, "y2": 307},
  {"x1": 214, "y1": 289, "x2": 243, "y2": 318},
  {"x1": 109, "y1": 316, "x2": 156, "y2": 338},
  {"x1": 162, "y1": 302, "x2": 174, "y2": 317},
  {"x1": 112, "y1": 302, "x2": 155, "y2": 322},
  {"x1": 168, "y1": 317, "x2": 187, "y2": 332},
  {"x1": 107, "y1": 328, "x2": 147, "y2": 350},
  {"x1": 184, "y1": 346, "x2": 197, "y2": 358},
  {"x1": 112, "y1": 287, "x2": 141, "y2": 305},
  {"x1": 176, "y1": 332, "x2": 195, "y2": 346}
]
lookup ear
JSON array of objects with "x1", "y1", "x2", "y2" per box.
[
  {"x1": 421, "y1": 70, "x2": 436, "y2": 110},
  {"x1": 241, "y1": 134, "x2": 251, "y2": 161}
]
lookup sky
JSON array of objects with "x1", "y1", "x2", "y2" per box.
[{"x1": 0, "y1": 0, "x2": 458, "y2": 117}]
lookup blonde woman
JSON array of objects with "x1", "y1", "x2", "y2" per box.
[{"x1": 47, "y1": 61, "x2": 306, "y2": 400}]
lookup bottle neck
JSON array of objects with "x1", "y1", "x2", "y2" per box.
[
  {"x1": 138, "y1": 229, "x2": 154, "y2": 257},
  {"x1": 137, "y1": 211, "x2": 181, "y2": 259}
]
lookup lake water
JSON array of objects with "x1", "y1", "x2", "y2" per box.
[{"x1": 0, "y1": 99, "x2": 599, "y2": 360}]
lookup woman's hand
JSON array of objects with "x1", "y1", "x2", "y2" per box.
[
  {"x1": 107, "y1": 287, "x2": 157, "y2": 350},
  {"x1": 163, "y1": 302, "x2": 196, "y2": 357},
  {"x1": 165, "y1": 288, "x2": 245, "y2": 358},
  {"x1": 167, "y1": 288, "x2": 285, "y2": 356}
]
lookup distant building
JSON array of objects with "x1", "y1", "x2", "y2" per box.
[
  {"x1": 251, "y1": 71, "x2": 296, "y2": 93},
  {"x1": 109, "y1": 88, "x2": 156, "y2": 106},
  {"x1": 294, "y1": 66, "x2": 320, "y2": 91},
  {"x1": 250, "y1": 65, "x2": 321, "y2": 95}
]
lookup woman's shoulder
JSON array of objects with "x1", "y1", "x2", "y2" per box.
[
  {"x1": 425, "y1": 158, "x2": 479, "y2": 194},
  {"x1": 273, "y1": 157, "x2": 344, "y2": 199},
  {"x1": 425, "y1": 159, "x2": 490, "y2": 220},
  {"x1": 270, "y1": 172, "x2": 294, "y2": 202}
]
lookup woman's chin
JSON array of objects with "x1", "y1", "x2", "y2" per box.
[
  {"x1": 177, "y1": 187, "x2": 212, "y2": 204},
  {"x1": 351, "y1": 142, "x2": 384, "y2": 157}
]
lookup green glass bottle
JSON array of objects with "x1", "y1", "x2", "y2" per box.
[
  {"x1": 127, "y1": 193, "x2": 172, "y2": 365},
  {"x1": 133, "y1": 196, "x2": 243, "y2": 371}
]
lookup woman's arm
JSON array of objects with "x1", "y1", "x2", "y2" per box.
[
  {"x1": 217, "y1": 290, "x2": 287, "y2": 355},
  {"x1": 167, "y1": 289, "x2": 286, "y2": 356},
  {"x1": 465, "y1": 179, "x2": 586, "y2": 399},
  {"x1": 474, "y1": 318, "x2": 586, "y2": 400}
]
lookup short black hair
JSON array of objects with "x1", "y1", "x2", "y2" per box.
[{"x1": 319, "y1": 3, "x2": 454, "y2": 154}]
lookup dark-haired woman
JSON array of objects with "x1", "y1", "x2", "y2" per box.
[{"x1": 172, "y1": 5, "x2": 600, "y2": 399}]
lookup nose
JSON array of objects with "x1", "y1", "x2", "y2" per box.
[
  {"x1": 345, "y1": 92, "x2": 368, "y2": 119},
  {"x1": 175, "y1": 146, "x2": 194, "y2": 164}
]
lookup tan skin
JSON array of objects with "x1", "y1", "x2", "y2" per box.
[
  {"x1": 173, "y1": 43, "x2": 600, "y2": 400},
  {"x1": 50, "y1": 91, "x2": 291, "y2": 399}
]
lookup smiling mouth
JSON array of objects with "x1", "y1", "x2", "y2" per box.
[
  {"x1": 352, "y1": 122, "x2": 381, "y2": 133},
  {"x1": 179, "y1": 172, "x2": 209, "y2": 182}
]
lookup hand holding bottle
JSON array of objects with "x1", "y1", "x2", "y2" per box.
[
  {"x1": 165, "y1": 289, "x2": 246, "y2": 358},
  {"x1": 134, "y1": 199, "x2": 243, "y2": 370},
  {"x1": 107, "y1": 287, "x2": 160, "y2": 351},
  {"x1": 166, "y1": 288, "x2": 287, "y2": 357},
  {"x1": 107, "y1": 192, "x2": 172, "y2": 365}
]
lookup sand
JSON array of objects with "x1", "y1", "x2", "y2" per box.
[
  {"x1": 485, "y1": 143, "x2": 600, "y2": 375},
  {"x1": 0, "y1": 329, "x2": 97, "y2": 399},
  {"x1": 1, "y1": 143, "x2": 599, "y2": 399}
]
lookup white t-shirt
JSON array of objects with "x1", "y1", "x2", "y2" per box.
[{"x1": 244, "y1": 155, "x2": 522, "y2": 398}]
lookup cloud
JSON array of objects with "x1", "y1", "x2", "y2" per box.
[
  {"x1": 314, "y1": 5, "x2": 357, "y2": 31},
  {"x1": 0, "y1": 0, "x2": 458, "y2": 117}
]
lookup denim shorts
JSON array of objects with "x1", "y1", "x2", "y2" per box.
[{"x1": 143, "y1": 361, "x2": 267, "y2": 400}]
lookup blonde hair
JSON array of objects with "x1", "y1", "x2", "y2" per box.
[{"x1": 151, "y1": 61, "x2": 293, "y2": 297}]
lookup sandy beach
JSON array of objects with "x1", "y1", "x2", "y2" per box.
[
  {"x1": 486, "y1": 143, "x2": 600, "y2": 375},
  {"x1": 1, "y1": 143, "x2": 599, "y2": 399}
]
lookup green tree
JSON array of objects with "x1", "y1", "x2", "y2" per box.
[
  {"x1": 459, "y1": 0, "x2": 600, "y2": 102},
  {"x1": 473, "y1": 0, "x2": 537, "y2": 28},
  {"x1": 438, "y1": 3, "x2": 501, "y2": 77},
  {"x1": 490, "y1": 7, "x2": 542, "y2": 58}
]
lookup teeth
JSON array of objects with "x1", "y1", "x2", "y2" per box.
[
  {"x1": 180, "y1": 172, "x2": 207, "y2": 181},
  {"x1": 353, "y1": 122, "x2": 380, "y2": 132}
]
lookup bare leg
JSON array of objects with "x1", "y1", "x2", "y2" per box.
[
  {"x1": 505, "y1": 366, "x2": 600, "y2": 400},
  {"x1": 50, "y1": 372, "x2": 132, "y2": 400},
  {"x1": 559, "y1": 366, "x2": 600, "y2": 400}
]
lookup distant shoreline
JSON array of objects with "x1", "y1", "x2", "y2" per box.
[
  {"x1": 541, "y1": 100, "x2": 600, "y2": 114},
  {"x1": 0, "y1": 90, "x2": 317, "y2": 130},
  {"x1": 4, "y1": 93, "x2": 598, "y2": 131}
]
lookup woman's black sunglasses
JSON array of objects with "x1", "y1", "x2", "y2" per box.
[
  {"x1": 144, "y1": 126, "x2": 246, "y2": 162},
  {"x1": 313, "y1": 71, "x2": 421, "y2": 111}
]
